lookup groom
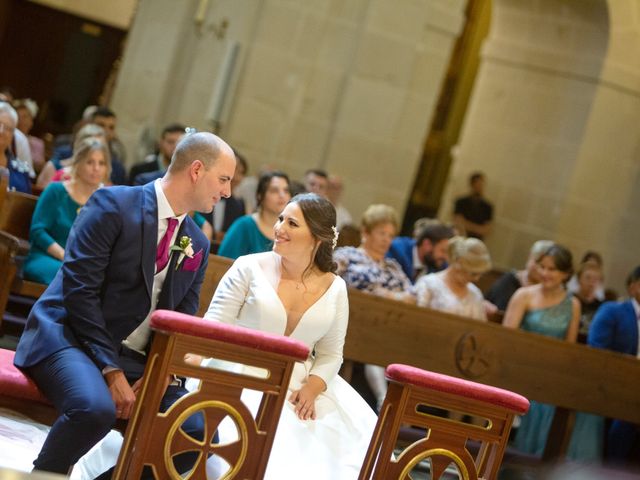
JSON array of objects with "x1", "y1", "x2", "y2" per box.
[{"x1": 14, "y1": 131, "x2": 236, "y2": 476}]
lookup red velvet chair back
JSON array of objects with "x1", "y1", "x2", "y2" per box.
[
  {"x1": 359, "y1": 364, "x2": 529, "y2": 480},
  {"x1": 114, "y1": 310, "x2": 309, "y2": 480}
]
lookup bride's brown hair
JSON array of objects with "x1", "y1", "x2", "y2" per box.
[{"x1": 291, "y1": 193, "x2": 337, "y2": 274}]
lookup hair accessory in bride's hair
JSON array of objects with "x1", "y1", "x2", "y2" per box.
[{"x1": 331, "y1": 226, "x2": 339, "y2": 250}]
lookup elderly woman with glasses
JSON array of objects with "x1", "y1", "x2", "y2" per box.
[
  {"x1": 0, "y1": 102, "x2": 32, "y2": 193},
  {"x1": 415, "y1": 236, "x2": 492, "y2": 321}
]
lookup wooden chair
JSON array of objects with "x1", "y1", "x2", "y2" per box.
[
  {"x1": 114, "y1": 309, "x2": 310, "y2": 479},
  {"x1": 196, "y1": 254, "x2": 233, "y2": 317},
  {"x1": 0, "y1": 190, "x2": 47, "y2": 333},
  {"x1": 359, "y1": 364, "x2": 529, "y2": 480},
  {"x1": 0, "y1": 189, "x2": 39, "y2": 239}
]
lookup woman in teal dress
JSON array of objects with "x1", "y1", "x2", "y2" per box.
[
  {"x1": 24, "y1": 137, "x2": 111, "y2": 284},
  {"x1": 504, "y1": 244, "x2": 604, "y2": 462},
  {"x1": 218, "y1": 171, "x2": 290, "y2": 259}
]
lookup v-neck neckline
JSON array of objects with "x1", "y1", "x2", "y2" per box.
[{"x1": 253, "y1": 258, "x2": 339, "y2": 337}]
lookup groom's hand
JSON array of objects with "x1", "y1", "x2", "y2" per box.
[
  {"x1": 105, "y1": 370, "x2": 136, "y2": 419},
  {"x1": 131, "y1": 374, "x2": 173, "y2": 397}
]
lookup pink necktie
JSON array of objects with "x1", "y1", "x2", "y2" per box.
[{"x1": 156, "y1": 217, "x2": 178, "y2": 272}]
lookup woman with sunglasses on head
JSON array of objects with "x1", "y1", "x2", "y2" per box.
[
  {"x1": 415, "y1": 236, "x2": 491, "y2": 321},
  {"x1": 504, "y1": 243, "x2": 603, "y2": 463}
]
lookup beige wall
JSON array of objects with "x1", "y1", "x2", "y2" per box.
[
  {"x1": 112, "y1": 0, "x2": 466, "y2": 219},
  {"x1": 112, "y1": 0, "x2": 640, "y2": 290},
  {"x1": 29, "y1": 0, "x2": 137, "y2": 29},
  {"x1": 440, "y1": 0, "x2": 640, "y2": 291}
]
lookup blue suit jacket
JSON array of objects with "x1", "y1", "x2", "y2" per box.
[
  {"x1": 15, "y1": 182, "x2": 210, "y2": 372},
  {"x1": 587, "y1": 300, "x2": 638, "y2": 356},
  {"x1": 386, "y1": 236, "x2": 416, "y2": 281}
]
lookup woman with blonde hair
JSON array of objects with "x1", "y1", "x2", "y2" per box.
[
  {"x1": 416, "y1": 236, "x2": 491, "y2": 320},
  {"x1": 334, "y1": 204, "x2": 414, "y2": 302},
  {"x1": 24, "y1": 137, "x2": 111, "y2": 284},
  {"x1": 36, "y1": 123, "x2": 107, "y2": 189}
]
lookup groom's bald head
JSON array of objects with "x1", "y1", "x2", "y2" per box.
[{"x1": 168, "y1": 132, "x2": 234, "y2": 173}]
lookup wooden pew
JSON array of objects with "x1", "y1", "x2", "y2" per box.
[
  {"x1": 0, "y1": 190, "x2": 47, "y2": 333},
  {"x1": 197, "y1": 255, "x2": 640, "y2": 462}
]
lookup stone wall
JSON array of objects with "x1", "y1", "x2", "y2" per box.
[{"x1": 112, "y1": 0, "x2": 466, "y2": 218}]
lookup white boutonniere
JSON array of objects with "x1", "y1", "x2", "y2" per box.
[{"x1": 171, "y1": 236, "x2": 194, "y2": 270}]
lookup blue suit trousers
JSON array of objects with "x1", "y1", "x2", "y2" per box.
[{"x1": 28, "y1": 347, "x2": 205, "y2": 478}]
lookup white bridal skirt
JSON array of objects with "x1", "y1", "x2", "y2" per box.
[{"x1": 72, "y1": 361, "x2": 377, "y2": 479}]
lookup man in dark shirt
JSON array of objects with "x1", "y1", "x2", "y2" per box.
[
  {"x1": 485, "y1": 239, "x2": 553, "y2": 311},
  {"x1": 129, "y1": 123, "x2": 186, "y2": 184},
  {"x1": 453, "y1": 172, "x2": 493, "y2": 240}
]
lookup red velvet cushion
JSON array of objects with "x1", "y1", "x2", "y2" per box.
[
  {"x1": 151, "y1": 310, "x2": 309, "y2": 361},
  {"x1": 386, "y1": 363, "x2": 530, "y2": 414},
  {"x1": 0, "y1": 348, "x2": 50, "y2": 404}
]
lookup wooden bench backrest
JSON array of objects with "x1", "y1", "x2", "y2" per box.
[
  {"x1": 196, "y1": 254, "x2": 233, "y2": 317},
  {"x1": 0, "y1": 190, "x2": 38, "y2": 239},
  {"x1": 198, "y1": 255, "x2": 640, "y2": 425}
]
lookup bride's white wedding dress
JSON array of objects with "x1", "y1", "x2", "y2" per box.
[
  {"x1": 204, "y1": 253, "x2": 377, "y2": 479},
  {"x1": 70, "y1": 252, "x2": 377, "y2": 479}
]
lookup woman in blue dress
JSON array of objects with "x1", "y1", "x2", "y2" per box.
[
  {"x1": 24, "y1": 137, "x2": 111, "y2": 284},
  {"x1": 504, "y1": 243, "x2": 604, "y2": 462},
  {"x1": 217, "y1": 170, "x2": 290, "y2": 259}
]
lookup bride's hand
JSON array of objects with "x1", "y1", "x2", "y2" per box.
[{"x1": 288, "y1": 375, "x2": 326, "y2": 421}]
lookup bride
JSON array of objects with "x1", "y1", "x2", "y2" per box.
[
  {"x1": 204, "y1": 192, "x2": 377, "y2": 479},
  {"x1": 71, "y1": 193, "x2": 377, "y2": 479}
]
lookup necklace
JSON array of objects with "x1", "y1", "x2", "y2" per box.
[{"x1": 281, "y1": 261, "x2": 305, "y2": 291}]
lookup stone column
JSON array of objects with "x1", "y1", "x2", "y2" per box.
[{"x1": 438, "y1": 0, "x2": 640, "y2": 290}]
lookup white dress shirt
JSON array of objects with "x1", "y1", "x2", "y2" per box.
[{"x1": 122, "y1": 180, "x2": 186, "y2": 354}]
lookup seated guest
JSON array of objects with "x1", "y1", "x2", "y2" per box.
[
  {"x1": 334, "y1": 204, "x2": 414, "y2": 410},
  {"x1": 415, "y1": 236, "x2": 491, "y2": 321},
  {"x1": 0, "y1": 102, "x2": 31, "y2": 193},
  {"x1": 334, "y1": 204, "x2": 414, "y2": 302},
  {"x1": 568, "y1": 251, "x2": 606, "y2": 301},
  {"x1": 326, "y1": 174, "x2": 353, "y2": 229},
  {"x1": 504, "y1": 244, "x2": 602, "y2": 462},
  {"x1": 212, "y1": 151, "x2": 247, "y2": 243},
  {"x1": 573, "y1": 261, "x2": 604, "y2": 344},
  {"x1": 91, "y1": 107, "x2": 127, "y2": 185},
  {"x1": 387, "y1": 219, "x2": 455, "y2": 283},
  {"x1": 485, "y1": 239, "x2": 554, "y2": 311},
  {"x1": 588, "y1": 266, "x2": 640, "y2": 464},
  {"x1": 218, "y1": 170, "x2": 291, "y2": 259},
  {"x1": 24, "y1": 137, "x2": 110, "y2": 284},
  {"x1": 37, "y1": 123, "x2": 106, "y2": 189},
  {"x1": 303, "y1": 168, "x2": 329, "y2": 197},
  {"x1": 14, "y1": 98, "x2": 45, "y2": 173},
  {"x1": 128, "y1": 123, "x2": 185, "y2": 184},
  {"x1": 0, "y1": 90, "x2": 35, "y2": 179}
]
